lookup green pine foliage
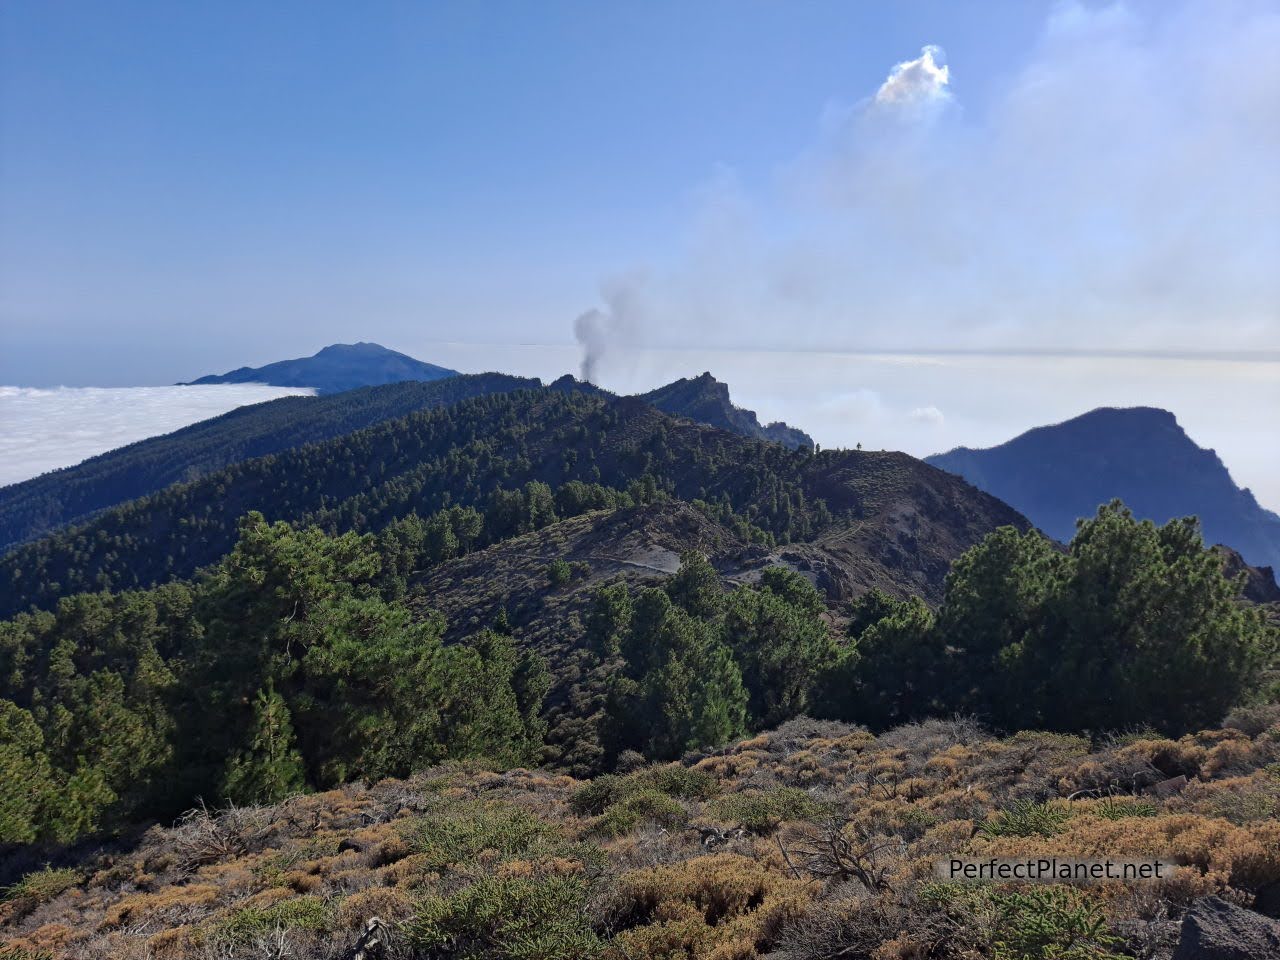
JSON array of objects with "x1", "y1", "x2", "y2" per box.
[
  {"x1": 0, "y1": 389, "x2": 837, "y2": 619},
  {"x1": 221, "y1": 685, "x2": 307, "y2": 804},
  {"x1": 0, "y1": 513, "x2": 549, "y2": 845},
  {"x1": 839, "y1": 502, "x2": 1277, "y2": 734},
  {"x1": 599, "y1": 553, "x2": 837, "y2": 760}
]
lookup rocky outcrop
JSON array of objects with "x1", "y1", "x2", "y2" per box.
[{"x1": 1171, "y1": 896, "x2": 1280, "y2": 960}]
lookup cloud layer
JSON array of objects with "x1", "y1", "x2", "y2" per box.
[
  {"x1": 0, "y1": 385, "x2": 314, "y2": 487},
  {"x1": 575, "y1": 0, "x2": 1280, "y2": 383}
]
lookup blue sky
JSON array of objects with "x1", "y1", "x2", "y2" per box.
[
  {"x1": 3, "y1": 0, "x2": 1055, "y2": 384},
  {"x1": 2, "y1": 1, "x2": 1278, "y2": 507}
]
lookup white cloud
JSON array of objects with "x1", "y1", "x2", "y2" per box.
[
  {"x1": 819, "y1": 388, "x2": 884, "y2": 423},
  {"x1": 909, "y1": 405, "x2": 945, "y2": 426},
  {"x1": 0, "y1": 385, "x2": 315, "y2": 487},
  {"x1": 873, "y1": 45, "x2": 951, "y2": 111}
]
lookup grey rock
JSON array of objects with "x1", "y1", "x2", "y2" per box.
[{"x1": 1172, "y1": 896, "x2": 1280, "y2": 960}]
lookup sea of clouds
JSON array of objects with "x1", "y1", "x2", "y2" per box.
[{"x1": 0, "y1": 384, "x2": 314, "y2": 487}]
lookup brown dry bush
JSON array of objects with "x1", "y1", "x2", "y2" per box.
[
  {"x1": 170, "y1": 801, "x2": 277, "y2": 873},
  {"x1": 602, "y1": 853, "x2": 811, "y2": 959},
  {"x1": 772, "y1": 884, "x2": 949, "y2": 960}
]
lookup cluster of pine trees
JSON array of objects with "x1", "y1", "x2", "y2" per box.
[
  {"x1": 0, "y1": 513, "x2": 547, "y2": 845},
  {"x1": 586, "y1": 558, "x2": 837, "y2": 761},
  {"x1": 844, "y1": 502, "x2": 1277, "y2": 734},
  {"x1": 585, "y1": 503, "x2": 1276, "y2": 764}
]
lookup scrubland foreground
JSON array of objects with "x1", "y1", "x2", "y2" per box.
[{"x1": 5, "y1": 713, "x2": 1280, "y2": 960}]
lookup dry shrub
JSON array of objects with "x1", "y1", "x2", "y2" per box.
[
  {"x1": 170, "y1": 801, "x2": 275, "y2": 872},
  {"x1": 333, "y1": 886, "x2": 415, "y2": 929},
  {"x1": 1175, "y1": 770, "x2": 1280, "y2": 823},
  {"x1": 238, "y1": 886, "x2": 295, "y2": 910},
  {"x1": 381, "y1": 853, "x2": 443, "y2": 890},
  {"x1": 773, "y1": 885, "x2": 945, "y2": 960},
  {"x1": 765, "y1": 718, "x2": 866, "y2": 753},
  {"x1": 1202, "y1": 737, "x2": 1271, "y2": 778},
  {"x1": 144, "y1": 924, "x2": 201, "y2": 959},
  {"x1": 98, "y1": 883, "x2": 221, "y2": 930},
  {"x1": 878, "y1": 718, "x2": 990, "y2": 775},
  {"x1": 968, "y1": 731, "x2": 1091, "y2": 800},
  {"x1": 1222, "y1": 702, "x2": 1280, "y2": 737},
  {"x1": 2, "y1": 922, "x2": 78, "y2": 955},
  {"x1": 977, "y1": 813, "x2": 1280, "y2": 903},
  {"x1": 604, "y1": 853, "x2": 810, "y2": 959}
]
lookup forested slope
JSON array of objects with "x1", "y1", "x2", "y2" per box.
[
  {"x1": 0, "y1": 373, "x2": 536, "y2": 551},
  {"x1": 0, "y1": 388, "x2": 1025, "y2": 619}
]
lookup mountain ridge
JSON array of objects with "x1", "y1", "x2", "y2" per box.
[
  {"x1": 637, "y1": 372, "x2": 814, "y2": 450},
  {"x1": 0, "y1": 374, "x2": 539, "y2": 551},
  {"x1": 0, "y1": 384, "x2": 1028, "y2": 619},
  {"x1": 0, "y1": 369, "x2": 813, "y2": 551},
  {"x1": 926, "y1": 405, "x2": 1280, "y2": 580}
]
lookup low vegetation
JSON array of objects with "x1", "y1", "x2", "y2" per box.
[{"x1": 3, "y1": 716, "x2": 1279, "y2": 958}]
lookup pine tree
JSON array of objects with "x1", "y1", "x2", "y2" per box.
[{"x1": 222, "y1": 685, "x2": 307, "y2": 804}]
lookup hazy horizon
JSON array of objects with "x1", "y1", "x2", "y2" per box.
[{"x1": 3, "y1": 341, "x2": 1277, "y2": 514}]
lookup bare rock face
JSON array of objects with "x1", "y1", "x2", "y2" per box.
[{"x1": 1171, "y1": 896, "x2": 1280, "y2": 960}]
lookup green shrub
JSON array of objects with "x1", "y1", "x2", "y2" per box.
[
  {"x1": 592, "y1": 789, "x2": 686, "y2": 837},
  {"x1": 569, "y1": 764, "x2": 719, "y2": 817},
  {"x1": 406, "y1": 873, "x2": 601, "y2": 959},
  {"x1": 979, "y1": 800, "x2": 1073, "y2": 839},
  {"x1": 547, "y1": 559, "x2": 573, "y2": 588},
  {"x1": 569, "y1": 775, "x2": 626, "y2": 816},
  {"x1": 1092, "y1": 797, "x2": 1157, "y2": 820},
  {"x1": 217, "y1": 896, "x2": 332, "y2": 944},
  {"x1": 709, "y1": 787, "x2": 830, "y2": 833},
  {"x1": 992, "y1": 887, "x2": 1126, "y2": 960},
  {"x1": 2, "y1": 866, "x2": 79, "y2": 912},
  {"x1": 637, "y1": 764, "x2": 720, "y2": 801},
  {"x1": 399, "y1": 800, "x2": 558, "y2": 870}
]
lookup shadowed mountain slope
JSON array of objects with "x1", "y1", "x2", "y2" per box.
[
  {"x1": 927, "y1": 406, "x2": 1280, "y2": 580},
  {"x1": 0, "y1": 386, "x2": 1027, "y2": 619},
  {"x1": 183, "y1": 341, "x2": 457, "y2": 394},
  {"x1": 0, "y1": 374, "x2": 537, "y2": 552},
  {"x1": 1, "y1": 371, "x2": 812, "y2": 553}
]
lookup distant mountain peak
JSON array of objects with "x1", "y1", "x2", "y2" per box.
[
  {"x1": 315, "y1": 341, "x2": 386, "y2": 355},
  {"x1": 183, "y1": 342, "x2": 458, "y2": 395},
  {"x1": 926, "y1": 405, "x2": 1280, "y2": 581},
  {"x1": 637, "y1": 373, "x2": 815, "y2": 451}
]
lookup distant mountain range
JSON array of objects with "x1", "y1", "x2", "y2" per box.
[
  {"x1": 186, "y1": 343, "x2": 810, "y2": 446},
  {"x1": 927, "y1": 406, "x2": 1280, "y2": 581},
  {"x1": 183, "y1": 341, "x2": 458, "y2": 394}
]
